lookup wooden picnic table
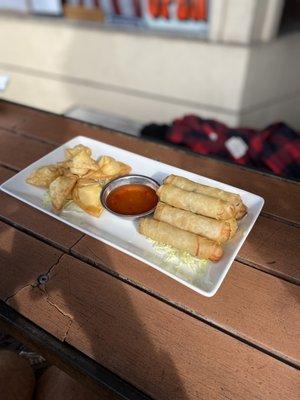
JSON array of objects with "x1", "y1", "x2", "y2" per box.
[{"x1": 0, "y1": 100, "x2": 299, "y2": 400}]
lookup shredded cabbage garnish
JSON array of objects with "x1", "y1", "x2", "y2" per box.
[
  {"x1": 148, "y1": 239, "x2": 208, "y2": 284},
  {"x1": 42, "y1": 191, "x2": 84, "y2": 214},
  {"x1": 63, "y1": 201, "x2": 85, "y2": 213},
  {"x1": 42, "y1": 191, "x2": 52, "y2": 208}
]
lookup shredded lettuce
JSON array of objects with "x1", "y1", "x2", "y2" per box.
[
  {"x1": 63, "y1": 201, "x2": 84, "y2": 214},
  {"x1": 42, "y1": 191, "x2": 52, "y2": 208},
  {"x1": 149, "y1": 239, "x2": 208, "y2": 284},
  {"x1": 42, "y1": 191, "x2": 84, "y2": 214}
]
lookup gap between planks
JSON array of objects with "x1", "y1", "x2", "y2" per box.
[{"x1": 236, "y1": 256, "x2": 299, "y2": 285}]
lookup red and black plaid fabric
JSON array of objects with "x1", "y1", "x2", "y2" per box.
[
  {"x1": 249, "y1": 122, "x2": 300, "y2": 178},
  {"x1": 163, "y1": 116, "x2": 300, "y2": 180}
]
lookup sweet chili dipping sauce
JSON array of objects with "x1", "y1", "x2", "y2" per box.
[{"x1": 106, "y1": 184, "x2": 158, "y2": 215}]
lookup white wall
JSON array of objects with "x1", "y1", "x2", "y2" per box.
[
  {"x1": 0, "y1": 15, "x2": 248, "y2": 126},
  {"x1": 240, "y1": 31, "x2": 300, "y2": 128},
  {"x1": 0, "y1": 13, "x2": 299, "y2": 129},
  {"x1": 209, "y1": 0, "x2": 284, "y2": 43}
]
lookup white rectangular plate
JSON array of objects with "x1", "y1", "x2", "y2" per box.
[{"x1": 0, "y1": 136, "x2": 264, "y2": 297}]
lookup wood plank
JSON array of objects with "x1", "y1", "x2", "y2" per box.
[
  {"x1": 7, "y1": 285, "x2": 72, "y2": 342},
  {"x1": 0, "y1": 167, "x2": 83, "y2": 251},
  {"x1": 0, "y1": 100, "x2": 34, "y2": 132},
  {"x1": 0, "y1": 100, "x2": 98, "y2": 144},
  {"x1": 71, "y1": 236, "x2": 300, "y2": 367},
  {"x1": 0, "y1": 221, "x2": 62, "y2": 300},
  {"x1": 0, "y1": 127, "x2": 54, "y2": 170},
  {"x1": 1, "y1": 101, "x2": 299, "y2": 224},
  {"x1": 5, "y1": 253, "x2": 299, "y2": 400},
  {"x1": 0, "y1": 129, "x2": 298, "y2": 283},
  {"x1": 0, "y1": 219, "x2": 69, "y2": 341},
  {"x1": 239, "y1": 215, "x2": 300, "y2": 283}
]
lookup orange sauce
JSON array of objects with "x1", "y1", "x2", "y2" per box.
[{"x1": 106, "y1": 184, "x2": 158, "y2": 215}]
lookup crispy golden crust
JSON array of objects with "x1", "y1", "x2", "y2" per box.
[
  {"x1": 154, "y1": 202, "x2": 234, "y2": 243},
  {"x1": 139, "y1": 218, "x2": 223, "y2": 262},
  {"x1": 165, "y1": 174, "x2": 247, "y2": 219},
  {"x1": 157, "y1": 184, "x2": 235, "y2": 220}
]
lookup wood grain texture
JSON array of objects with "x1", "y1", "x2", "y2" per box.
[
  {"x1": 0, "y1": 100, "x2": 99, "y2": 145},
  {"x1": 8, "y1": 285, "x2": 73, "y2": 342},
  {"x1": 0, "y1": 127, "x2": 54, "y2": 170},
  {"x1": 0, "y1": 218, "x2": 70, "y2": 340},
  {"x1": 0, "y1": 167, "x2": 83, "y2": 251},
  {"x1": 0, "y1": 221, "x2": 62, "y2": 300},
  {"x1": 0, "y1": 101, "x2": 299, "y2": 224},
  {"x1": 71, "y1": 236, "x2": 300, "y2": 366},
  {"x1": 5, "y1": 253, "x2": 299, "y2": 400},
  {"x1": 239, "y1": 215, "x2": 300, "y2": 283}
]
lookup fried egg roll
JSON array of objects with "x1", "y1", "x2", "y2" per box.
[
  {"x1": 227, "y1": 217, "x2": 238, "y2": 239},
  {"x1": 157, "y1": 184, "x2": 235, "y2": 220},
  {"x1": 154, "y1": 202, "x2": 237, "y2": 242},
  {"x1": 165, "y1": 175, "x2": 247, "y2": 219},
  {"x1": 139, "y1": 218, "x2": 223, "y2": 262}
]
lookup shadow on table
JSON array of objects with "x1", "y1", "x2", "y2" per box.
[{"x1": 0, "y1": 216, "x2": 188, "y2": 400}]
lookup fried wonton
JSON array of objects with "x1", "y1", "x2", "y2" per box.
[
  {"x1": 26, "y1": 165, "x2": 61, "y2": 188},
  {"x1": 68, "y1": 150, "x2": 98, "y2": 177},
  {"x1": 72, "y1": 179, "x2": 103, "y2": 217},
  {"x1": 65, "y1": 144, "x2": 92, "y2": 159},
  {"x1": 84, "y1": 156, "x2": 131, "y2": 180},
  {"x1": 98, "y1": 155, "x2": 115, "y2": 169},
  {"x1": 49, "y1": 175, "x2": 77, "y2": 211},
  {"x1": 26, "y1": 144, "x2": 132, "y2": 216},
  {"x1": 101, "y1": 159, "x2": 131, "y2": 177},
  {"x1": 56, "y1": 161, "x2": 70, "y2": 175}
]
